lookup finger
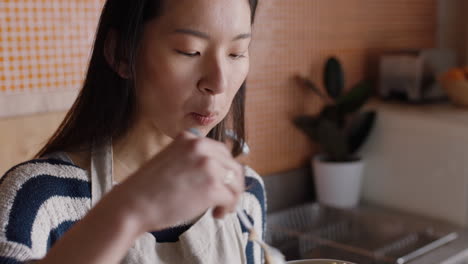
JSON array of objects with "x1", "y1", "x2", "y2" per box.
[
  {"x1": 179, "y1": 137, "x2": 229, "y2": 166},
  {"x1": 216, "y1": 168, "x2": 243, "y2": 215},
  {"x1": 207, "y1": 139, "x2": 233, "y2": 158},
  {"x1": 174, "y1": 133, "x2": 246, "y2": 196},
  {"x1": 187, "y1": 140, "x2": 244, "y2": 191},
  {"x1": 212, "y1": 202, "x2": 237, "y2": 219},
  {"x1": 203, "y1": 161, "x2": 242, "y2": 206},
  {"x1": 182, "y1": 129, "x2": 241, "y2": 178},
  {"x1": 212, "y1": 206, "x2": 227, "y2": 219},
  {"x1": 193, "y1": 137, "x2": 233, "y2": 160},
  {"x1": 221, "y1": 165, "x2": 245, "y2": 194},
  {"x1": 200, "y1": 147, "x2": 244, "y2": 190},
  {"x1": 208, "y1": 181, "x2": 237, "y2": 219},
  {"x1": 184, "y1": 127, "x2": 233, "y2": 158},
  {"x1": 177, "y1": 130, "x2": 198, "y2": 140}
]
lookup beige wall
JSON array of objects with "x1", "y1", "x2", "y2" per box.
[{"x1": 0, "y1": 112, "x2": 65, "y2": 175}]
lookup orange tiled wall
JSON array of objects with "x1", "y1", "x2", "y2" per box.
[
  {"x1": 245, "y1": 0, "x2": 437, "y2": 175},
  {"x1": 0, "y1": 0, "x2": 103, "y2": 93},
  {"x1": 0, "y1": 0, "x2": 437, "y2": 176}
]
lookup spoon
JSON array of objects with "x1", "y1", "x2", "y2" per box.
[{"x1": 237, "y1": 207, "x2": 286, "y2": 264}]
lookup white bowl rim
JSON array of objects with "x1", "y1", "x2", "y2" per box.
[{"x1": 286, "y1": 259, "x2": 355, "y2": 264}]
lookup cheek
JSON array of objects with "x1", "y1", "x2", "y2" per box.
[
  {"x1": 136, "y1": 54, "x2": 193, "y2": 105},
  {"x1": 218, "y1": 62, "x2": 249, "y2": 120},
  {"x1": 227, "y1": 62, "x2": 249, "y2": 99},
  {"x1": 139, "y1": 53, "x2": 183, "y2": 88}
]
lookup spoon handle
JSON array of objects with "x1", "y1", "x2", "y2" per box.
[{"x1": 236, "y1": 207, "x2": 254, "y2": 230}]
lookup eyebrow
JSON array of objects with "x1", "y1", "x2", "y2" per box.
[{"x1": 173, "y1": 28, "x2": 251, "y2": 41}]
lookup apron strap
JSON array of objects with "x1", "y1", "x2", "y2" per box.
[{"x1": 90, "y1": 139, "x2": 114, "y2": 206}]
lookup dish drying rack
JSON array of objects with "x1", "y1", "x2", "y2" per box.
[{"x1": 266, "y1": 203, "x2": 459, "y2": 264}]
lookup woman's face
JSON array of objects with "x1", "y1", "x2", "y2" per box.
[{"x1": 133, "y1": 0, "x2": 252, "y2": 137}]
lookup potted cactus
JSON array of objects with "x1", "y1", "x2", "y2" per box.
[{"x1": 294, "y1": 56, "x2": 376, "y2": 208}]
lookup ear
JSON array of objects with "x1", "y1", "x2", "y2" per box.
[{"x1": 104, "y1": 30, "x2": 131, "y2": 79}]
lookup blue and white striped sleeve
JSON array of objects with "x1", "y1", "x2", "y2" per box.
[
  {"x1": 0, "y1": 159, "x2": 91, "y2": 263},
  {"x1": 238, "y1": 166, "x2": 267, "y2": 264}
]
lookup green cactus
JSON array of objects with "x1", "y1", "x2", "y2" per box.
[{"x1": 294, "y1": 57, "x2": 376, "y2": 162}]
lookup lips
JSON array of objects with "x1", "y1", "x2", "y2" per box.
[{"x1": 189, "y1": 112, "x2": 218, "y2": 126}]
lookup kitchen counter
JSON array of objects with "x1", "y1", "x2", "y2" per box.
[
  {"x1": 411, "y1": 229, "x2": 468, "y2": 264},
  {"x1": 266, "y1": 202, "x2": 467, "y2": 264}
]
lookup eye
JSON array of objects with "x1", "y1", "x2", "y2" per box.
[
  {"x1": 230, "y1": 53, "x2": 246, "y2": 59},
  {"x1": 176, "y1": 50, "x2": 200, "y2": 57}
]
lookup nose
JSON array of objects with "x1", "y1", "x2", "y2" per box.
[{"x1": 197, "y1": 56, "x2": 228, "y2": 95}]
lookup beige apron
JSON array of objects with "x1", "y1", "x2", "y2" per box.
[{"x1": 89, "y1": 140, "x2": 247, "y2": 264}]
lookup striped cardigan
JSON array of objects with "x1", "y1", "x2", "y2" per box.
[{"x1": 0, "y1": 158, "x2": 266, "y2": 263}]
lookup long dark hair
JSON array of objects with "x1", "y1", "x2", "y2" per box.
[{"x1": 36, "y1": 0, "x2": 258, "y2": 158}]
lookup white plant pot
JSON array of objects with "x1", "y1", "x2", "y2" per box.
[{"x1": 312, "y1": 155, "x2": 364, "y2": 208}]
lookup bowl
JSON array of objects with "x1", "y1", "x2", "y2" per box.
[
  {"x1": 286, "y1": 259, "x2": 355, "y2": 264},
  {"x1": 439, "y1": 67, "x2": 468, "y2": 107},
  {"x1": 441, "y1": 79, "x2": 468, "y2": 107}
]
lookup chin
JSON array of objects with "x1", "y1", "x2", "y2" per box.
[
  {"x1": 196, "y1": 126, "x2": 212, "y2": 136},
  {"x1": 198, "y1": 123, "x2": 221, "y2": 137}
]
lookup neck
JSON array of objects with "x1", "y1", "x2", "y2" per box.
[{"x1": 112, "y1": 118, "x2": 173, "y2": 181}]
